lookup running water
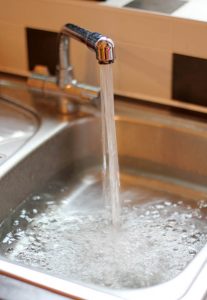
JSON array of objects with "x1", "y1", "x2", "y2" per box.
[{"x1": 100, "y1": 64, "x2": 121, "y2": 226}]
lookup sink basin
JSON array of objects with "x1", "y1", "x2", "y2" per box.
[{"x1": 0, "y1": 81, "x2": 207, "y2": 300}]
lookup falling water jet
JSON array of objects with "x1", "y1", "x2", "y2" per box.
[{"x1": 100, "y1": 64, "x2": 121, "y2": 227}]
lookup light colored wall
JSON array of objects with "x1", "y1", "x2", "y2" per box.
[{"x1": 0, "y1": 0, "x2": 207, "y2": 107}]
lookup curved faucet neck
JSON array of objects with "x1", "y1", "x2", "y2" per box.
[{"x1": 58, "y1": 23, "x2": 115, "y2": 88}]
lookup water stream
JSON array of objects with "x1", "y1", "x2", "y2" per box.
[{"x1": 100, "y1": 64, "x2": 121, "y2": 226}]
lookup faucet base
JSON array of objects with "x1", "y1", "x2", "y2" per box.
[{"x1": 27, "y1": 65, "x2": 100, "y2": 115}]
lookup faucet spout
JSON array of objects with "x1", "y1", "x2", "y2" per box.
[
  {"x1": 59, "y1": 23, "x2": 115, "y2": 88},
  {"x1": 28, "y1": 23, "x2": 115, "y2": 114},
  {"x1": 60, "y1": 23, "x2": 115, "y2": 64}
]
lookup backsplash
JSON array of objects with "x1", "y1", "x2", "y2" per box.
[{"x1": 0, "y1": 0, "x2": 207, "y2": 109}]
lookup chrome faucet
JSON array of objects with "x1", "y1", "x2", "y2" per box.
[
  {"x1": 28, "y1": 23, "x2": 115, "y2": 114},
  {"x1": 58, "y1": 23, "x2": 115, "y2": 88}
]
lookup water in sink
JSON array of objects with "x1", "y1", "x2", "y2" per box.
[{"x1": 0, "y1": 169, "x2": 207, "y2": 289}]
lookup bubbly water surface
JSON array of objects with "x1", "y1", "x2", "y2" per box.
[{"x1": 1, "y1": 179, "x2": 207, "y2": 289}]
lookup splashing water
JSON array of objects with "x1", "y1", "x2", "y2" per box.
[
  {"x1": 100, "y1": 64, "x2": 121, "y2": 226},
  {"x1": 1, "y1": 179, "x2": 207, "y2": 289}
]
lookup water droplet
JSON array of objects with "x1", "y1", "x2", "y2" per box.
[{"x1": 32, "y1": 195, "x2": 41, "y2": 201}]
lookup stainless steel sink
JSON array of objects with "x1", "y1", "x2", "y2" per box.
[
  {"x1": 0, "y1": 77, "x2": 207, "y2": 300},
  {"x1": 0, "y1": 97, "x2": 38, "y2": 165}
]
